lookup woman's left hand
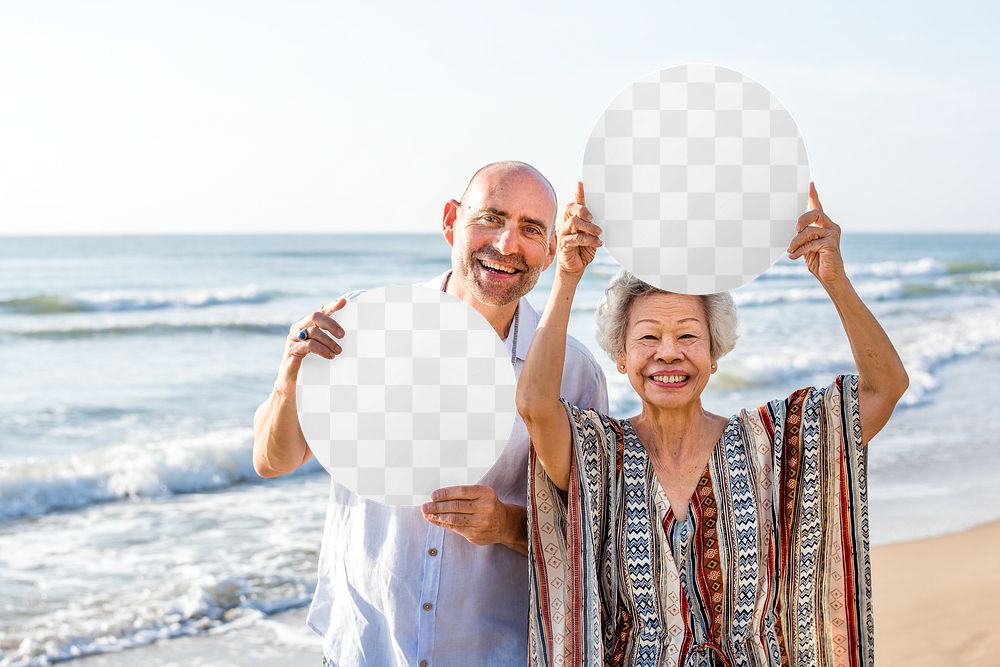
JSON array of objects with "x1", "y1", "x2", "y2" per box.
[{"x1": 787, "y1": 182, "x2": 847, "y2": 287}]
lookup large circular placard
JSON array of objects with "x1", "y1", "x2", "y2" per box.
[
  {"x1": 296, "y1": 285, "x2": 517, "y2": 506},
  {"x1": 583, "y1": 64, "x2": 811, "y2": 294}
]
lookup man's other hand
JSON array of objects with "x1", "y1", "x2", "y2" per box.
[{"x1": 421, "y1": 485, "x2": 527, "y2": 555}]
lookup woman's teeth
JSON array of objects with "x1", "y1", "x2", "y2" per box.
[{"x1": 652, "y1": 375, "x2": 688, "y2": 383}]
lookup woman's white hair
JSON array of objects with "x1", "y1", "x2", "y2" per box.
[{"x1": 595, "y1": 270, "x2": 739, "y2": 363}]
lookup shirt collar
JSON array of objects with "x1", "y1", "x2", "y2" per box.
[{"x1": 417, "y1": 270, "x2": 540, "y2": 362}]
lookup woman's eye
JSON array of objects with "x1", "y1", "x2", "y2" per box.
[
  {"x1": 680, "y1": 334, "x2": 696, "y2": 339},
  {"x1": 641, "y1": 335, "x2": 657, "y2": 340}
]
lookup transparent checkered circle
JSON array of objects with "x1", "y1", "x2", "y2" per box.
[
  {"x1": 296, "y1": 285, "x2": 517, "y2": 506},
  {"x1": 583, "y1": 64, "x2": 811, "y2": 294}
]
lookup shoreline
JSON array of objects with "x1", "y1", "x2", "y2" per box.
[{"x1": 67, "y1": 518, "x2": 1000, "y2": 667}]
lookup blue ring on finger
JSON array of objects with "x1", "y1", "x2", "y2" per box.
[{"x1": 297, "y1": 328, "x2": 309, "y2": 341}]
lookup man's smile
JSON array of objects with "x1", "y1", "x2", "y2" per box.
[{"x1": 476, "y1": 256, "x2": 524, "y2": 279}]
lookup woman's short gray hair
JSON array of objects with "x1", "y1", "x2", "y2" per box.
[{"x1": 595, "y1": 270, "x2": 739, "y2": 363}]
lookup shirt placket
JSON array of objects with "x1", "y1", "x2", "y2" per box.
[{"x1": 415, "y1": 523, "x2": 445, "y2": 667}]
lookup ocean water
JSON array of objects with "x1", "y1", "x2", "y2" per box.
[{"x1": 1, "y1": 232, "x2": 998, "y2": 665}]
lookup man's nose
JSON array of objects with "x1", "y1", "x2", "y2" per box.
[{"x1": 493, "y1": 225, "x2": 519, "y2": 256}]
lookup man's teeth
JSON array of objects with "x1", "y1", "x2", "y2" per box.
[
  {"x1": 652, "y1": 375, "x2": 688, "y2": 384},
  {"x1": 480, "y1": 259, "x2": 518, "y2": 274}
]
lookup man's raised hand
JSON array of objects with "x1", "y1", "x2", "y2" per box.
[{"x1": 276, "y1": 297, "x2": 348, "y2": 393}]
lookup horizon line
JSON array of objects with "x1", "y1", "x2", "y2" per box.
[{"x1": 2, "y1": 229, "x2": 996, "y2": 238}]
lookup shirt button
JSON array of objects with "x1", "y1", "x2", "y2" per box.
[
  {"x1": 428, "y1": 548, "x2": 438, "y2": 556},
  {"x1": 422, "y1": 602, "x2": 433, "y2": 611},
  {"x1": 420, "y1": 662, "x2": 428, "y2": 667}
]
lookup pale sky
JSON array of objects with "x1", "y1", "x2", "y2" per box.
[{"x1": 1, "y1": 1, "x2": 997, "y2": 235}]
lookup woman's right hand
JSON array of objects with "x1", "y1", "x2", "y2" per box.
[
  {"x1": 275, "y1": 297, "x2": 348, "y2": 394},
  {"x1": 557, "y1": 182, "x2": 603, "y2": 279}
]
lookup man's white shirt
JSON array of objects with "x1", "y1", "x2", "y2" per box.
[{"x1": 306, "y1": 271, "x2": 609, "y2": 667}]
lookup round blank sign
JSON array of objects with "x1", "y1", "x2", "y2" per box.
[
  {"x1": 583, "y1": 64, "x2": 811, "y2": 294},
  {"x1": 296, "y1": 285, "x2": 517, "y2": 506}
]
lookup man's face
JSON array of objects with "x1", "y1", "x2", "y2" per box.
[{"x1": 443, "y1": 168, "x2": 558, "y2": 306}]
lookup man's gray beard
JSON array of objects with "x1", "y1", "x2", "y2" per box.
[{"x1": 456, "y1": 254, "x2": 541, "y2": 307}]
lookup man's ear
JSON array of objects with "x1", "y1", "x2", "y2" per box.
[
  {"x1": 442, "y1": 199, "x2": 460, "y2": 247},
  {"x1": 541, "y1": 225, "x2": 558, "y2": 271}
]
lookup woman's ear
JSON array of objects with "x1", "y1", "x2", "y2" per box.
[{"x1": 617, "y1": 352, "x2": 627, "y2": 374}]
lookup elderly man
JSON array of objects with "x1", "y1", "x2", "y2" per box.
[{"x1": 252, "y1": 161, "x2": 608, "y2": 667}]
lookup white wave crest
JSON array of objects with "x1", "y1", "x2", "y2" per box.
[
  {"x1": 734, "y1": 280, "x2": 906, "y2": 307},
  {"x1": 0, "y1": 429, "x2": 321, "y2": 522},
  {"x1": 764, "y1": 257, "x2": 946, "y2": 280}
]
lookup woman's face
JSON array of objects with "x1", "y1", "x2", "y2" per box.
[{"x1": 618, "y1": 293, "x2": 716, "y2": 411}]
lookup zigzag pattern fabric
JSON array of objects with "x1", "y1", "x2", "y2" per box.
[{"x1": 527, "y1": 375, "x2": 872, "y2": 666}]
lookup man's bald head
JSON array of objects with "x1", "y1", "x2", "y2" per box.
[{"x1": 459, "y1": 161, "x2": 558, "y2": 222}]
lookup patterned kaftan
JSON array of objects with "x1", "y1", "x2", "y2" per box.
[{"x1": 527, "y1": 375, "x2": 873, "y2": 667}]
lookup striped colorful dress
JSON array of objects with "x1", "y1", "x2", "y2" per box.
[{"x1": 527, "y1": 375, "x2": 873, "y2": 667}]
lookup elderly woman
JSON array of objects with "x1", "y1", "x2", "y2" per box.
[{"x1": 516, "y1": 183, "x2": 908, "y2": 667}]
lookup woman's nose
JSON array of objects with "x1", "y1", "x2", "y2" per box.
[{"x1": 654, "y1": 341, "x2": 682, "y2": 362}]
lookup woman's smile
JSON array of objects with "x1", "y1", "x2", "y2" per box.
[{"x1": 646, "y1": 371, "x2": 691, "y2": 388}]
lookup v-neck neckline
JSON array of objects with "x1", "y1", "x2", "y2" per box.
[{"x1": 622, "y1": 414, "x2": 738, "y2": 526}]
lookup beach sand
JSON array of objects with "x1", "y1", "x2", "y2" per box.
[
  {"x1": 872, "y1": 519, "x2": 1000, "y2": 666},
  {"x1": 77, "y1": 521, "x2": 1000, "y2": 666}
]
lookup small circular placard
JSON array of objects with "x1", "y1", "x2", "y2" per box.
[
  {"x1": 296, "y1": 285, "x2": 516, "y2": 506},
  {"x1": 583, "y1": 64, "x2": 811, "y2": 294}
]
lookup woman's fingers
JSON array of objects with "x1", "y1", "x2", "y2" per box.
[
  {"x1": 556, "y1": 182, "x2": 601, "y2": 276},
  {"x1": 787, "y1": 226, "x2": 832, "y2": 256},
  {"x1": 788, "y1": 233, "x2": 837, "y2": 259},
  {"x1": 802, "y1": 183, "x2": 839, "y2": 231},
  {"x1": 564, "y1": 182, "x2": 590, "y2": 220},
  {"x1": 809, "y1": 181, "x2": 823, "y2": 212},
  {"x1": 788, "y1": 235, "x2": 836, "y2": 259},
  {"x1": 562, "y1": 216, "x2": 602, "y2": 238},
  {"x1": 561, "y1": 232, "x2": 603, "y2": 249},
  {"x1": 796, "y1": 209, "x2": 823, "y2": 232},
  {"x1": 564, "y1": 203, "x2": 593, "y2": 223}
]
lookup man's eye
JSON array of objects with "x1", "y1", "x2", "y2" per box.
[
  {"x1": 525, "y1": 226, "x2": 542, "y2": 235},
  {"x1": 482, "y1": 214, "x2": 500, "y2": 223}
]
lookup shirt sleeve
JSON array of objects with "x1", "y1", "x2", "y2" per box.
[
  {"x1": 575, "y1": 361, "x2": 610, "y2": 415},
  {"x1": 559, "y1": 346, "x2": 610, "y2": 414}
]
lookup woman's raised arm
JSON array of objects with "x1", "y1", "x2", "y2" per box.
[
  {"x1": 516, "y1": 183, "x2": 603, "y2": 490},
  {"x1": 787, "y1": 183, "x2": 909, "y2": 443}
]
